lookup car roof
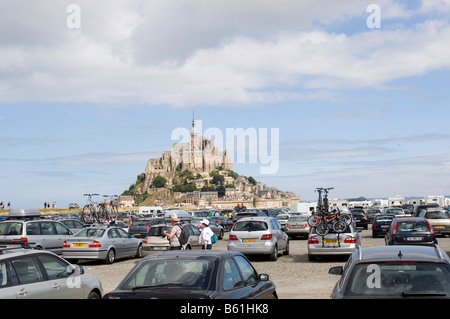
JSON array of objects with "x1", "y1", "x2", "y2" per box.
[
  {"x1": 357, "y1": 245, "x2": 448, "y2": 263},
  {"x1": 143, "y1": 250, "x2": 243, "y2": 261},
  {"x1": 235, "y1": 216, "x2": 272, "y2": 222}
]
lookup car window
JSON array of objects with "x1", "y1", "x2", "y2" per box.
[
  {"x1": 116, "y1": 228, "x2": 130, "y2": 238},
  {"x1": 426, "y1": 211, "x2": 450, "y2": 219},
  {"x1": 234, "y1": 255, "x2": 258, "y2": 285},
  {"x1": 10, "y1": 256, "x2": 45, "y2": 285},
  {"x1": 0, "y1": 222, "x2": 23, "y2": 235},
  {"x1": 187, "y1": 225, "x2": 201, "y2": 236},
  {"x1": 38, "y1": 254, "x2": 71, "y2": 280},
  {"x1": 54, "y1": 222, "x2": 71, "y2": 235},
  {"x1": 75, "y1": 228, "x2": 105, "y2": 237},
  {"x1": 26, "y1": 222, "x2": 40, "y2": 235},
  {"x1": 223, "y1": 258, "x2": 244, "y2": 290},
  {"x1": 396, "y1": 221, "x2": 429, "y2": 232},
  {"x1": 108, "y1": 229, "x2": 120, "y2": 238},
  {"x1": 40, "y1": 222, "x2": 56, "y2": 235},
  {"x1": 148, "y1": 226, "x2": 168, "y2": 236},
  {"x1": 0, "y1": 261, "x2": 8, "y2": 288},
  {"x1": 233, "y1": 221, "x2": 268, "y2": 232}
]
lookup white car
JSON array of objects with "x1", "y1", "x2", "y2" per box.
[
  {"x1": 0, "y1": 245, "x2": 103, "y2": 299},
  {"x1": 227, "y1": 217, "x2": 289, "y2": 261}
]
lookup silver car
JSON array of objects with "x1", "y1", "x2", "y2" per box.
[
  {"x1": 62, "y1": 226, "x2": 143, "y2": 264},
  {"x1": 142, "y1": 224, "x2": 202, "y2": 253},
  {"x1": 227, "y1": 216, "x2": 289, "y2": 261},
  {"x1": 0, "y1": 219, "x2": 74, "y2": 255},
  {"x1": 308, "y1": 222, "x2": 361, "y2": 261},
  {"x1": 285, "y1": 215, "x2": 310, "y2": 239},
  {"x1": 0, "y1": 246, "x2": 103, "y2": 299}
]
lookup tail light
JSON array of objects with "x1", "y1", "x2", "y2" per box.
[
  {"x1": 392, "y1": 221, "x2": 398, "y2": 237},
  {"x1": 143, "y1": 237, "x2": 148, "y2": 244},
  {"x1": 286, "y1": 223, "x2": 291, "y2": 228},
  {"x1": 260, "y1": 234, "x2": 272, "y2": 240},
  {"x1": 63, "y1": 241, "x2": 70, "y2": 248},
  {"x1": 229, "y1": 235, "x2": 238, "y2": 241},
  {"x1": 146, "y1": 223, "x2": 151, "y2": 230},
  {"x1": 308, "y1": 237, "x2": 319, "y2": 244},
  {"x1": 89, "y1": 241, "x2": 101, "y2": 248},
  {"x1": 426, "y1": 220, "x2": 435, "y2": 236},
  {"x1": 344, "y1": 237, "x2": 356, "y2": 244},
  {"x1": 13, "y1": 237, "x2": 28, "y2": 244}
]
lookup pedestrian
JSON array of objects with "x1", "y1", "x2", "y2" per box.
[
  {"x1": 199, "y1": 219, "x2": 214, "y2": 250},
  {"x1": 163, "y1": 214, "x2": 183, "y2": 250}
]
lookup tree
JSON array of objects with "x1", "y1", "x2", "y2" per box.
[
  {"x1": 248, "y1": 176, "x2": 257, "y2": 185},
  {"x1": 151, "y1": 176, "x2": 167, "y2": 188}
]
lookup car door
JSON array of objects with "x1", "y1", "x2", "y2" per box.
[
  {"x1": 8, "y1": 256, "x2": 52, "y2": 299},
  {"x1": 107, "y1": 228, "x2": 124, "y2": 258},
  {"x1": 220, "y1": 257, "x2": 252, "y2": 298},
  {"x1": 37, "y1": 221, "x2": 60, "y2": 253},
  {"x1": 271, "y1": 219, "x2": 286, "y2": 251},
  {"x1": 53, "y1": 222, "x2": 73, "y2": 255},
  {"x1": 234, "y1": 255, "x2": 274, "y2": 299},
  {"x1": 186, "y1": 224, "x2": 202, "y2": 249},
  {"x1": 37, "y1": 253, "x2": 83, "y2": 299},
  {"x1": 116, "y1": 228, "x2": 136, "y2": 256}
]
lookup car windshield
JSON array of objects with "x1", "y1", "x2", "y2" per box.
[
  {"x1": 387, "y1": 209, "x2": 404, "y2": 215},
  {"x1": 132, "y1": 220, "x2": 150, "y2": 227},
  {"x1": 352, "y1": 211, "x2": 365, "y2": 216},
  {"x1": 148, "y1": 226, "x2": 170, "y2": 236},
  {"x1": 426, "y1": 211, "x2": 450, "y2": 219},
  {"x1": 289, "y1": 217, "x2": 308, "y2": 223},
  {"x1": 121, "y1": 259, "x2": 212, "y2": 291},
  {"x1": 276, "y1": 215, "x2": 290, "y2": 221},
  {"x1": 396, "y1": 221, "x2": 429, "y2": 232},
  {"x1": 346, "y1": 262, "x2": 450, "y2": 297},
  {"x1": 0, "y1": 222, "x2": 23, "y2": 235},
  {"x1": 375, "y1": 216, "x2": 394, "y2": 223},
  {"x1": 75, "y1": 228, "x2": 105, "y2": 237},
  {"x1": 233, "y1": 221, "x2": 268, "y2": 232}
]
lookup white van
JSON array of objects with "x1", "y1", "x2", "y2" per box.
[{"x1": 139, "y1": 206, "x2": 164, "y2": 217}]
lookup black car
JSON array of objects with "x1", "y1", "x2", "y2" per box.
[
  {"x1": 329, "y1": 245, "x2": 450, "y2": 298},
  {"x1": 351, "y1": 210, "x2": 368, "y2": 230},
  {"x1": 103, "y1": 250, "x2": 277, "y2": 299},
  {"x1": 209, "y1": 216, "x2": 233, "y2": 231},
  {"x1": 128, "y1": 218, "x2": 165, "y2": 238},
  {"x1": 385, "y1": 217, "x2": 437, "y2": 246},
  {"x1": 372, "y1": 214, "x2": 395, "y2": 238}
]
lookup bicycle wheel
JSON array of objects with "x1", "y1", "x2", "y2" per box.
[
  {"x1": 110, "y1": 204, "x2": 118, "y2": 219},
  {"x1": 332, "y1": 220, "x2": 347, "y2": 233},
  {"x1": 82, "y1": 205, "x2": 94, "y2": 224},
  {"x1": 315, "y1": 224, "x2": 329, "y2": 236},
  {"x1": 97, "y1": 205, "x2": 107, "y2": 223},
  {"x1": 308, "y1": 215, "x2": 321, "y2": 227},
  {"x1": 340, "y1": 213, "x2": 352, "y2": 225}
]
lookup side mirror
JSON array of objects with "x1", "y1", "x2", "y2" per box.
[
  {"x1": 328, "y1": 266, "x2": 343, "y2": 276},
  {"x1": 259, "y1": 273, "x2": 269, "y2": 281}
]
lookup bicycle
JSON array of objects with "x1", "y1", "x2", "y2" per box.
[
  {"x1": 98, "y1": 194, "x2": 119, "y2": 222},
  {"x1": 307, "y1": 187, "x2": 352, "y2": 236},
  {"x1": 81, "y1": 193, "x2": 100, "y2": 224}
]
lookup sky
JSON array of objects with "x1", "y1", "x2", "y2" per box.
[{"x1": 1, "y1": 0, "x2": 450, "y2": 208}]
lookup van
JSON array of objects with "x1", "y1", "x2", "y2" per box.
[{"x1": 139, "y1": 206, "x2": 165, "y2": 217}]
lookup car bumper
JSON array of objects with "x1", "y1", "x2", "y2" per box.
[
  {"x1": 308, "y1": 244, "x2": 357, "y2": 256},
  {"x1": 227, "y1": 241, "x2": 276, "y2": 255},
  {"x1": 286, "y1": 229, "x2": 310, "y2": 237},
  {"x1": 62, "y1": 249, "x2": 108, "y2": 260}
]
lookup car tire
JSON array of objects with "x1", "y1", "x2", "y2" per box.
[
  {"x1": 135, "y1": 244, "x2": 143, "y2": 258},
  {"x1": 219, "y1": 230, "x2": 224, "y2": 240},
  {"x1": 87, "y1": 291, "x2": 101, "y2": 299},
  {"x1": 269, "y1": 245, "x2": 278, "y2": 261},
  {"x1": 284, "y1": 240, "x2": 290, "y2": 256},
  {"x1": 105, "y1": 249, "x2": 115, "y2": 264}
]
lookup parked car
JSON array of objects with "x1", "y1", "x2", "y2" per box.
[
  {"x1": 275, "y1": 214, "x2": 290, "y2": 227},
  {"x1": 385, "y1": 217, "x2": 437, "y2": 246},
  {"x1": 58, "y1": 218, "x2": 87, "y2": 234},
  {"x1": 329, "y1": 245, "x2": 450, "y2": 298},
  {"x1": 142, "y1": 224, "x2": 202, "y2": 252},
  {"x1": 351, "y1": 210, "x2": 368, "y2": 230},
  {"x1": 62, "y1": 225, "x2": 143, "y2": 264},
  {"x1": 0, "y1": 214, "x2": 74, "y2": 255},
  {"x1": 285, "y1": 216, "x2": 310, "y2": 239},
  {"x1": 418, "y1": 208, "x2": 450, "y2": 236},
  {"x1": 103, "y1": 250, "x2": 277, "y2": 299},
  {"x1": 372, "y1": 214, "x2": 395, "y2": 238},
  {"x1": 209, "y1": 216, "x2": 233, "y2": 232},
  {"x1": 308, "y1": 223, "x2": 361, "y2": 261},
  {"x1": 191, "y1": 218, "x2": 224, "y2": 239},
  {"x1": 0, "y1": 245, "x2": 103, "y2": 299},
  {"x1": 68, "y1": 203, "x2": 79, "y2": 209},
  {"x1": 382, "y1": 207, "x2": 406, "y2": 218},
  {"x1": 366, "y1": 209, "x2": 381, "y2": 223},
  {"x1": 128, "y1": 218, "x2": 165, "y2": 238},
  {"x1": 232, "y1": 212, "x2": 258, "y2": 224},
  {"x1": 227, "y1": 217, "x2": 289, "y2": 261}
]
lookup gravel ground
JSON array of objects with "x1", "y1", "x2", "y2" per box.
[{"x1": 81, "y1": 229, "x2": 450, "y2": 299}]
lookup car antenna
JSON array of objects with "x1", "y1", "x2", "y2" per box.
[{"x1": 398, "y1": 250, "x2": 403, "y2": 259}]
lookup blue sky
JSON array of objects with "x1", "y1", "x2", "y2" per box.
[{"x1": 1, "y1": 0, "x2": 450, "y2": 207}]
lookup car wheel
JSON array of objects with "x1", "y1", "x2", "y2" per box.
[
  {"x1": 284, "y1": 240, "x2": 290, "y2": 256},
  {"x1": 135, "y1": 244, "x2": 143, "y2": 258},
  {"x1": 87, "y1": 291, "x2": 101, "y2": 299},
  {"x1": 269, "y1": 245, "x2": 278, "y2": 261},
  {"x1": 105, "y1": 249, "x2": 115, "y2": 264},
  {"x1": 219, "y1": 230, "x2": 224, "y2": 240}
]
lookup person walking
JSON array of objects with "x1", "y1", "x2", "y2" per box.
[
  {"x1": 163, "y1": 214, "x2": 183, "y2": 250},
  {"x1": 199, "y1": 219, "x2": 214, "y2": 250}
]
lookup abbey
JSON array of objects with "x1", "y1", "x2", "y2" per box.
[{"x1": 143, "y1": 114, "x2": 233, "y2": 190}]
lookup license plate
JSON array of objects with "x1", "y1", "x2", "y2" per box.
[
  {"x1": 381, "y1": 225, "x2": 389, "y2": 228},
  {"x1": 72, "y1": 243, "x2": 86, "y2": 247},
  {"x1": 405, "y1": 237, "x2": 422, "y2": 241},
  {"x1": 134, "y1": 233, "x2": 141, "y2": 236},
  {"x1": 152, "y1": 246, "x2": 167, "y2": 250},
  {"x1": 435, "y1": 226, "x2": 444, "y2": 229},
  {"x1": 324, "y1": 239, "x2": 338, "y2": 244},
  {"x1": 242, "y1": 239, "x2": 257, "y2": 243}
]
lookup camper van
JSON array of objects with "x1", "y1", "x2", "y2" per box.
[{"x1": 139, "y1": 206, "x2": 164, "y2": 217}]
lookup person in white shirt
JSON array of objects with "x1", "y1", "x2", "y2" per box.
[{"x1": 199, "y1": 219, "x2": 214, "y2": 250}]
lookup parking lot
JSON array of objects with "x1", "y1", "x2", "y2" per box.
[{"x1": 77, "y1": 228, "x2": 450, "y2": 299}]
